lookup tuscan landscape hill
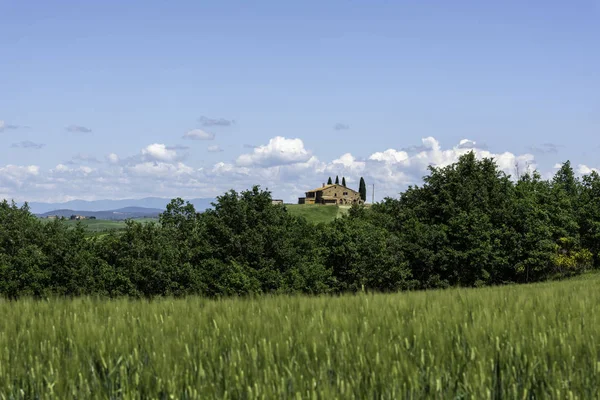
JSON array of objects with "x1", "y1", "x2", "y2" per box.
[
  {"x1": 23, "y1": 197, "x2": 215, "y2": 214},
  {"x1": 37, "y1": 206, "x2": 164, "y2": 220}
]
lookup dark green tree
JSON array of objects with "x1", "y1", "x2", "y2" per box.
[
  {"x1": 335, "y1": 176, "x2": 340, "y2": 185},
  {"x1": 578, "y1": 171, "x2": 600, "y2": 267},
  {"x1": 327, "y1": 177, "x2": 333, "y2": 185},
  {"x1": 320, "y1": 217, "x2": 412, "y2": 292},
  {"x1": 342, "y1": 177, "x2": 346, "y2": 187},
  {"x1": 359, "y1": 177, "x2": 367, "y2": 202}
]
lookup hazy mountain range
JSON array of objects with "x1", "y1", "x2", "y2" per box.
[{"x1": 19, "y1": 197, "x2": 215, "y2": 215}]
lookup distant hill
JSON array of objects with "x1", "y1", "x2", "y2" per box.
[
  {"x1": 38, "y1": 207, "x2": 164, "y2": 220},
  {"x1": 20, "y1": 197, "x2": 215, "y2": 214}
]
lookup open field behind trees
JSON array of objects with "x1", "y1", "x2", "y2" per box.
[
  {"x1": 2, "y1": 273, "x2": 600, "y2": 398},
  {"x1": 284, "y1": 204, "x2": 348, "y2": 224}
]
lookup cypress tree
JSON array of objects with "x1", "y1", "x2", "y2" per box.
[
  {"x1": 335, "y1": 176, "x2": 340, "y2": 185},
  {"x1": 327, "y1": 177, "x2": 333, "y2": 185},
  {"x1": 359, "y1": 177, "x2": 367, "y2": 202},
  {"x1": 342, "y1": 177, "x2": 346, "y2": 187}
]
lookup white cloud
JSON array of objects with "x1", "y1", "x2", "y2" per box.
[
  {"x1": 369, "y1": 149, "x2": 409, "y2": 164},
  {"x1": 207, "y1": 145, "x2": 224, "y2": 153},
  {"x1": 328, "y1": 153, "x2": 366, "y2": 173},
  {"x1": 457, "y1": 139, "x2": 478, "y2": 149},
  {"x1": 0, "y1": 136, "x2": 544, "y2": 203},
  {"x1": 0, "y1": 120, "x2": 5, "y2": 131},
  {"x1": 183, "y1": 129, "x2": 215, "y2": 140},
  {"x1": 0, "y1": 164, "x2": 39, "y2": 178},
  {"x1": 51, "y1": 164, "x2": 94, "y2": 175},
  {"x1": 0, "y1": 165, "x2": 41, "y2": 193},
  {"x1": 53, "y1": 164, "x2": 70, "y2": 173},
  {"x1": 236, "y1": 136, "x2": 311, "y2": 167},
  {"x1": 141, "y1": 143, "x2": 178, "y2": 162},
  {"x1": 107, "y1": 153, "x2": 120, "y2": 164},
  {"x1": 577, "y1": 164, "x2": 599, "y2": 175}
]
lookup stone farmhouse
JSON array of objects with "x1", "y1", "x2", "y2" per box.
[{"x1": 298, "y1": 184, "x2": 364, "y2": 206}]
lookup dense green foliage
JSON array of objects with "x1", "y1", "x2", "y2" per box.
[
  {"x1": 1, "y1": 153, "x2": 599, "y2": 298},
  {"x1": 2, "y1": 274, "x2": 600, "y2": 398},
  {"x1": 327, "y1": 176, "x2": 333, "y2": 185},
  {"x1": 335, "y1": 175, "x2": 340, "y2": 185},
  {"x1": 342, "y1": 176, "x2": 346, "y2": 187}
]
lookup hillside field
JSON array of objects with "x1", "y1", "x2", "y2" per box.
[
  {"x1": 284, "y1": 204, "x2": 349, "y2": 224},
  {"x1": 2, "y1": 273, "x2": 600, "y2": 398}
]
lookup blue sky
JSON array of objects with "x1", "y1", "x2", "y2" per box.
[{"x1": 1, "y1": 0, "x2": 598, "y2": 202}]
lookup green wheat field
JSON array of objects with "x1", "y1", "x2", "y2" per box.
[{"x1": 1, "y1": 273, "x2": 599, "y2": 399}]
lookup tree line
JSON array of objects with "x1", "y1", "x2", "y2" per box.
[{"x1": 1, "y1": 152, "x2": 599, "y2": 298}]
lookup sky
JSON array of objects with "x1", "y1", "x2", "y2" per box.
[{"x1": 1, "y1": 0, "x2": 599, "y2": 203}]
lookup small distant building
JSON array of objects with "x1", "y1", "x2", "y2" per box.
[
  {"x1": 298, "y1": 184, "x2": 363, "y2": 206},
  {"x1": 272, "y1": 199, "x2": 284, "y2": 205},
  {"x1": 70, "y1": 215, "x2": 87, "y2": 221}
]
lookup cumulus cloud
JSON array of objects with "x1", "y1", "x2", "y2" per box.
[
  {"x1": 66, "y1": 125, "x2": 92, "y2": 133},
  {"x1": 199, "y1": 116, "x2": 235, "y2": 127},
  {"x1": 51, "y1": 164, "x2": 94, "y2": 175},
  {"x1": 0, "y1": 164, "x2": 39, "y2": 178},
  {"x1": 207, "y1": 145, "x2": 224, "y2": 153},
  {"x1": 456, "y1": 139, "x2": 484, "y2": 150},
  {"x1": 0, "y1": 136, "x2": 543, "y2": 203},
  {"x1": 236, "y1": 136, "x2": 312, "y2": 167},
  {"x1": 0, "y1": 165, "x2": 41, "y2": 193},
  {"x1": 577, "y1": 164, "x2": 599, "y2": 175},
  {"x1": 141, "y1": 143, "x2": 178, "y2": 162},
  {"x1": 11, "y1": 141, "x2": 45, "y2": 149},
  {"x1": 0, "y1": 120, "x2": 4, "y2": 131},
  {"x1": 183, "y1": 129, "x2": 215, "y2": 140},
  {"x1": 334, "y1": 123, "x2": 350, "y2": 131},
  {"x1": 369, "y1": 149, "x2": 409, "y2": 164},
  {"x1": 331, "y1": 153, "x2": 366, "y2": 171},
  {"x1": 106, "y1": 153, "x2": 119, "y2": 164}
]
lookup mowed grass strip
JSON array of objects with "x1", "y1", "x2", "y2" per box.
[
  {"x1": 284, "y1": 204, "x2": 343, "y2": 224},
  {"x1": 1, "y1": 274, "x2": 600, "y2": 399}
]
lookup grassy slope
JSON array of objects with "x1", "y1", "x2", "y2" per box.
[
  {"x1": 62, "y1": 219, "x2": 128, "y2": 232},
  {"x1": 2, "y1": 273, "x2": 600, "y2": 398},
  {"x1": 285, "y1": 204, "x2": 348, "y2": 224}
]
